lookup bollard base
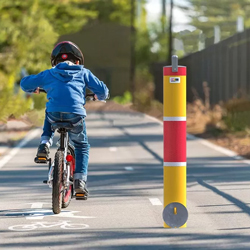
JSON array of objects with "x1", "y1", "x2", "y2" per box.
[{"x1": 163, "y1": 202, "x2": 188, "y2": 228}]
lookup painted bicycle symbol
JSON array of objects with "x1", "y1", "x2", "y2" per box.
[{"x1": 8, "y1": 220, "x2": 89, "y2": 231}]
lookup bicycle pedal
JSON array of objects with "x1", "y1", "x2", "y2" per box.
[
  {"x1": 34, "y1": 157, "x2": 48, "y2": 164},
  {"x1": 75, "y1": 193, "x2": 88, "y2": 200}
]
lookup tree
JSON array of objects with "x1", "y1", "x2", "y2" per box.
[
  {"x1": 82, "y1": 0, "x2": 132, "y2": 25},
  {"x1": 182, "y1": 0, "x2": 250, "y2": 37},
  {"x1": 177, "y1": 0, "x2": 250, "y2": 53},
  {"x1": 0, "y1": 0, "x2": 96, "y2": 121}
]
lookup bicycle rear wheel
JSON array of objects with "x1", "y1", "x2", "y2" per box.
[
  {"x1": 52, "y1": 150, "x2": 64, "y2": 214},
  {"x1": 62, "y1": 153, "x2": 74, "y2": 208}
]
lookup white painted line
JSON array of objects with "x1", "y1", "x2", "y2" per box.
[
  {"x1": 109, "y1": 147, "x2": 117, "y2": 152},
  {"x1": 149, "y1": 198, "x2": 162, "y2": 206},
  {"x1": 164, "y1": 162, "x2": 186, "y2": 166},
  {"x1": 234, "y1": 155, "x2": 244, "y2": 160},
  {"x1": 54, "y1": 211, "x2": 95, "y2": 219},
  {"x1": 187, "y1": 134, "x2": 240, "y2": 157},
  {"x1": 25, "y1": 209, "x2": 96, "y2": 220},
  {"x1": 0, "y1": 146, "x2": 8, "y2": 155},
  {"x1": 9, "y1": 221, "x2": 90, "y2": 231},
  {"x1": 242, "y1": 159, "x2": 250, "y2": 165},
  {"x1": 31, "y1": 203, "x2": 44, "y2": 209},
  {"x1": 0, "y1": 128, "x2": 41, "y2": 169},
  {"x1": 144, "y1": 114, "x2": 162, "y2": 125},
  {"x1": 125, "y1": 167, "x2": 134, "y2": 171},
  {"x1": 199, "y1": 139, "x2": 238, "y2": 157},
  {"x1": 163, "y1": 117, "x2": 186, "y2": 121}
]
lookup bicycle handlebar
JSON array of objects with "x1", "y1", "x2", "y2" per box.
[
  {"x1": 38, "y1": 89, "x2": 106, "y2": 102},
  {"x1": 39, "y1": 88, "x2": 47, "y2": 93}
]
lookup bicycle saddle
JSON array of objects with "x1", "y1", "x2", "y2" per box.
[{"x1": 51, "y1": 121, "x2": 74, "y2": 131}]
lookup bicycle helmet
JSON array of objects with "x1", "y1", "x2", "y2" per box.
[{"x1": 51, "y1": 41, "x2": 84, "y2": 66}]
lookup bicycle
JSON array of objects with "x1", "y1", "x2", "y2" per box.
[
  {"x1": 35, "y1": 89, "x2": 99, "y2": 214},
  {"x1": 9, "y1": 220, "x2": 89, "y2": 231}
]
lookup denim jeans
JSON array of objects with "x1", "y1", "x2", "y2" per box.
[{"x1": 41, "y1": 111, "x2": 90, "y2": 181}]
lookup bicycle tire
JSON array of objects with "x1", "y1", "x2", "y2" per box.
[
  {"x1": 62, "y1": 161, "x2": 73, "y2": 208},
  {"x1": 52, "y1": 150, "x2": 64, "y2": 214}
]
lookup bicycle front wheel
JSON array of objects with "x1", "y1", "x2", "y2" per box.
[{"x1": 52, "y1": 150, "x2": 64, "y2": 214}]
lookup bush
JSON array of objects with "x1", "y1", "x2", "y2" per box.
[
  {"x1": 112, "y1": 91, "x2": 132, "y2": 105},
  {"x1": 223, "y1": 98, "x2": 250, "y2": 132}
]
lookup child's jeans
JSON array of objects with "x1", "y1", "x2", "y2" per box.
[{"x1": 41, "y1": 111, "x2": 90, "y2": 182}]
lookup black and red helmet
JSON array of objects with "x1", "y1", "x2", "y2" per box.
[{"x1": 51, "y1": 41, "x2": 84, "y2": 66}]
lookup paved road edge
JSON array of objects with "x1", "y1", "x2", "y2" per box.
[{"x1": 0, "y1": 128, "x2": 41, "y2": 169}]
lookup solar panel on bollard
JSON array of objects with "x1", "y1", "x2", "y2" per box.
[{"x1": 163, "y1": 55, "x2": 188, "y2": 228}]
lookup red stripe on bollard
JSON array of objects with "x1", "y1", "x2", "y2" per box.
[
  {"x1": 164, "y1": 121, "x2": 186, "y2": 162},
  {"x1": 163, "y1": 66, "x2": 186, "y2": 76}
]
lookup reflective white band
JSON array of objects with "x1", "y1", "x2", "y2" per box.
[
  {"x1": 164, "y1": 117, "x2": 186, "y2": 121},
  {"x1": 164, "y1": 162, "x2": 186, "y2": 166}
]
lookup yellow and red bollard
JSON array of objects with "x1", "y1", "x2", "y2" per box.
[{"x1": 162, "y1": 56, "x2": 188, "y2": 228}]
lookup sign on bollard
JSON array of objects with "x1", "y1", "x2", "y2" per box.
[{"x1": 163, "y1": 55, "x2": 188, "y2": 228}]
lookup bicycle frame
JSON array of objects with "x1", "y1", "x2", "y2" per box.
[{"x1": 47, "y1": 128, "x2": 70, "y2": 188}]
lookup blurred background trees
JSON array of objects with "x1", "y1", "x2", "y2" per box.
[
  {"x1": 0, "y1": 0, "x2": 95, "y2": 121},
  {"x1": 3, "y1": 0, "x2": 250, "y2": 123},
  {"x1": 0, "y1": 0, "x2": 169, "y2": 121},
  {"x1": 177, "y1": 0, "x2": 250, "y2": 54}
]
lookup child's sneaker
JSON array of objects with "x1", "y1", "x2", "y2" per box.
[
  {"x1": 36, "y1": 143, "x2": 50, "y2": 159},
  {"x1": 74, "y1": 179, "x2": 89, "y2": 200}
]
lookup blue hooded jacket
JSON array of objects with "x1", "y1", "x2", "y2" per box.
[{"x1": 20, "y1": 62, "x2": 109, "y2": 116}]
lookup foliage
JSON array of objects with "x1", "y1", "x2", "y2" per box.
[
  {"x1": 25, "y1": 109, "x2": 45, "y2": 127},
  {"x1": 223, "y1": 98, "x2": 250, "y2": 131},
  {"x1": 112, "y1": 91, "x2": 132, "y2": 105},
  {"x1": 0, "y1": 0, "x2": 172, "y2": 122},
  {"x1": 177, "y1": 0, "x2": 250, "y2": 54},
  {"x1": 81, "y1": 0, "x2": 132, "y2": 26},
  {"x1": 175, "y1": 29, "x2": 200, "y2": 55},
  {"x1": 0, "y1": 0, "x2": 96, "y2": 121}
]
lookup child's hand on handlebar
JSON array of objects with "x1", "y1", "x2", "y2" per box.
[{"x1": 34, "y1": 87, "x2": 40, "y2": 94}]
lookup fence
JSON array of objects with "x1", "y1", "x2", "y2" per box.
[{"x1": 152, "y1": 28, "x2": 250, "y2": 105}]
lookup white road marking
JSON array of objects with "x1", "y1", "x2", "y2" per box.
[
  {"x1": 25, "y1": 209, "x2": 95, "y2": 220},
  {"x1": 234, "y1": 155, "x2": 244, "y2": 160},
  {"x1": 54, "y1": 211, "x2": 95, "y2": 219},
  {"x1": 9, "y1": 221, "x2": 89, "y2": 231},
  {"x1": 0, "y1": 146, "x2": 7, "y2": 155},
  {"x1": 149, "y1": 198, "x2": 162, "y2": 206},
  {"x1": 144, "y1": 114, "x2": 162, "y2": 125},
  {"x1": 109, "y1": 147, "x2": 117, "y2": 152},
  {"x1": 125, "y1": 167, "x2": 134, "y2": 171},
  {"x1": 5, "y1": 208, "x2": 95, "y2": 220},
  {"x1": 30, "y1": 203, "x2": 44, "y2": 209},
  {"x1": 0, "y1": 128, "x2": 41, "y2": 169},
  {"x1": 199, "y1": 139, "x2": 238, "y2": 157}
]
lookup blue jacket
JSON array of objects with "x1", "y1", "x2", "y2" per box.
[{"x1": 20, "y1": 62, "x2": 109, "y2": 116}]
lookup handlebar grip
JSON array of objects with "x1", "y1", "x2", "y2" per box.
[
  {"x1": 85, "y1": 94, "x2": 95, "y2": 98},
  {"x1": 39, "y1": 88, "x2": 47, "y2": 93}
]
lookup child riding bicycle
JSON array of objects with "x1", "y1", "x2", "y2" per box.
[{"x1": 20, "y1": 41, "x2": 109, "y2": 197}]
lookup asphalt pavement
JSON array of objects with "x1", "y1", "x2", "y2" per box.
[{"x1": 1, "y1": 110, "x2": 250, "y2": 249}]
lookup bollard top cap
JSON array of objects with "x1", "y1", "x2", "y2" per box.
[
  {"x1": 171, "y1": 55, "x2": 178, "y2": 72},
  {"x1": 163, "y1": 66, "x2": 186, "y2": 76}
]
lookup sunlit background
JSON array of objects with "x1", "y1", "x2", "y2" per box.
[{"x1": 2, "y1": 0, "x2": 250, "y2": 149}]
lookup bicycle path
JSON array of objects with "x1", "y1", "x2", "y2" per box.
[{"x1": 0, "y1": 111, "x2": 250, "y2": 249}]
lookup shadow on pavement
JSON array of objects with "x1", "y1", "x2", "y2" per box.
[{"x1": 0, "y1": 228, "x2": 250, "y2": 249}]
